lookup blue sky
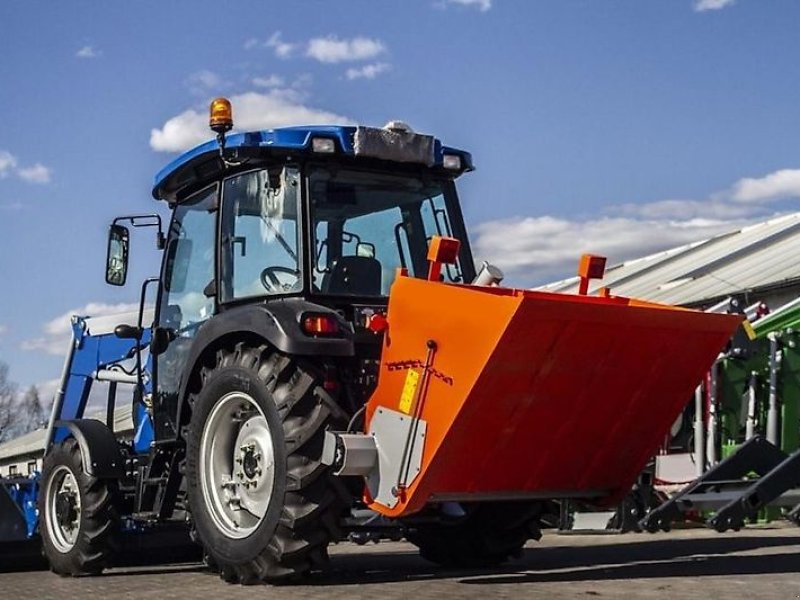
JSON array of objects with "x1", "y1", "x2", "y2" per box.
[{"x1": 2, "y1": 0, "x2": 800, "y2": 393}]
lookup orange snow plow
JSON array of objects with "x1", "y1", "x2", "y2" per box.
[{"x1": 325, "y1": 244, "x2": 742, "y2": 518}]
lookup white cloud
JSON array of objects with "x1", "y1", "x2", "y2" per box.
[
  {"x1": 0, "y1": 324, "x2": 7, "y2": 337},
  {"x1": 266, "y1": 32, "x2": 298, "y2": 58},
  {"x1": 252, "y1": 74, "x2": 285, "y2": 88},
  {"x1": 474, "y1": 165, "x2": 800, "y2": 284},
  {"x1": 21, "y1": 302, "x2": 140, "y2": 356},
  {"x1": 17, "y1": 163, "x2": 51, "y2": 184},
  {"x1": 473, "y1": 216, "x2": 740, "y2": 283},
  {"x1": 438, "y1": 0, "x2": 493, "y2": 11},
  {"x1": 150, "y1": 89, "x2": 355, "y2": 153},
  {"x1": 243, "y1": 38, "x2": 260, "y2": 50},
  {"x1": 0, "y1": 151, "x2": 17, "y2": 177},
  {"x1": 729, "y1": 169, "x2": 800, "y2": 203},
  {"x1": 694, "y1": 0, "x2": 735, "y2": 11},
  {"x1": 186, "y1": 70, "x2": 224, "y2": 95},
  {"x1": 0, "y1": 150, "x2": 51, "y2": 184},
  {"x1": 346, "y1": 62, "x2": 391, "y2": 80},
  {"x1": 306, "y1": 36, "x2": 386, "y2": 64},
  {"x1": 76, "y1": 45, "x2": 101, "y2": 59}
]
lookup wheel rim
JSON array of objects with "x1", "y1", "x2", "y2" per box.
[
  {"x1": 199, "y1": 391, "x2": 277, "y2": 539},
  {"x1": 46, "y1": 465, "x2": 81, "y2": 553}
]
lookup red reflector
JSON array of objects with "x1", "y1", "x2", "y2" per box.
[
  {"x1": 366, "y1": 313, "x2": 389, "y2": 334},
  {"x1": 302, "y1": 314, "x2": 340, "y2": 336}
]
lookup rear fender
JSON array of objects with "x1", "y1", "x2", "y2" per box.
[{"x1": 174, "y1": 300, "x2": 354, "y2": 436}]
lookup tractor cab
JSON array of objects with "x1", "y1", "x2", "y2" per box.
[
  {"x1": 104, "y1": 98, "x2": 479, "y2": 447},
  {"x1": 107, "y1": 100, "x2": 477, "y2": 367},
  {"x1": 144, "y1": 105, "x2": 476, "y2": 307}
]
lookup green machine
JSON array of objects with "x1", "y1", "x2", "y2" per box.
[
  {"x1": 643, "y1": 296, "x2": 800, "y2": 532},
  {"x1": 718, "y1": 298, "x2": 800, "y2": 459}
]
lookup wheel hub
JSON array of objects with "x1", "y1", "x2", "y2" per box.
[
  {"x1": 55, "y1": 491, "x2": 78, "y2": 528},
  {"x1": 241, "y1": 446, "x2": 260, "y2": 479}
]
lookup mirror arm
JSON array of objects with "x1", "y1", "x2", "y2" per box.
[{"x1": 113, "y1": 214, "x2": 165, "y2": 250}]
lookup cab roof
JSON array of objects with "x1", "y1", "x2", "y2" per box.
[{"x1": 152, "y1": 125, "x2": 474, "y2": 203}]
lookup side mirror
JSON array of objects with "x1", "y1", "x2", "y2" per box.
[{"x1": 106, "y1": 224, "x2": 130, "y2": 286}]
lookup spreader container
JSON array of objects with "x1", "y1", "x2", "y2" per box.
[{"x1": 360, "y1": 274, "x2": 741, "y2": 517}]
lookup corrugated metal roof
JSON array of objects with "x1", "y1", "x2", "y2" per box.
[
  {"x1": 0, "y1": 404, "x2": 134, "y2": 462},
  {"x1": 538, "y1": 213, "x2": 800, "y2": 306}
]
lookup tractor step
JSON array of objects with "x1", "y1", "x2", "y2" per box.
[{"x1": 640, "y1": 435, "x2": 800, "y2": 532}]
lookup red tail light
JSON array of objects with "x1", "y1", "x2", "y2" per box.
[{"x1": 301, "y1": 313, "x2": 341, "y2": 336}]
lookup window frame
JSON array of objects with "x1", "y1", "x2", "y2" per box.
[
  {"x1": 303, "y1": 163, "x2": 476, "y2": 300},
  {"x1": 217, "y1": 165, "x2": 305, "y2": 306}
]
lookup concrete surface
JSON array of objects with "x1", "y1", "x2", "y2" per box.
[{"x1": 1, "y1": 524, "x2": 799, "y2": 599}]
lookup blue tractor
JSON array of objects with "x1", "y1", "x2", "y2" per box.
[{"x1": 25, "y1": 98, "x2": 492, "y2": 582}]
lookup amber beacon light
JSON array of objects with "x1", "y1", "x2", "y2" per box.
[{"x1": 209, "y1": 97, "x2": 233, "y2": 134}]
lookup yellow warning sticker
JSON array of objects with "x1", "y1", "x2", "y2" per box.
[
  {"x1": 742, "y1": 319, "x2": 757, "y2": 341},
  {"x1": 399, "y1": 369, "x2": 420, "y2": 414}
]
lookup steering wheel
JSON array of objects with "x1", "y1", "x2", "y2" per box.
[{"x1": 260, "y1": 266, "x2": 301, "y2": 292}]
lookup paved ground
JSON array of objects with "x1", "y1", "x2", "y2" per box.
[{"x1": 2, "y1": 524, "x2": 800, "y2": 599}]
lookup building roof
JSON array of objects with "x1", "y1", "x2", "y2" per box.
[
  {"x1": 538, "y1": 213, "x2": 800, "y2": 307},
  {"x1": 0, "y1": 404, "x2": 134, "y2": 463}
]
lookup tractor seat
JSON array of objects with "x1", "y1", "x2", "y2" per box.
[{"x1": 322, "y1": 256, "x2": 382, "y2": 296}]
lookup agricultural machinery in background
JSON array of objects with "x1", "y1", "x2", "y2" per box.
[
  {"x1": 642, "y1": 296, "x2": 800, "y2": 532},
  {"x1": 0, "y1": 98, "x2": 743, "y2": 583}
]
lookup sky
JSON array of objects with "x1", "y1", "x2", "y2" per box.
[{"x1": 2, "y1": 0, "x2": 800, "y2": 394}]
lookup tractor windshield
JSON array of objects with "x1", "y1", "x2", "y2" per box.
[{"x1": 309, "y1": 167, "x2": 465, "y2": 296}]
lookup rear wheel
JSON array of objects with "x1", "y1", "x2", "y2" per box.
[
  {"x1": 38, "y1": 438, "x2": 120, "y2": 576},
  {"x1": 185, "y1": 343, "x2": 348, "y2": 584},
  {"x1": 406, "y1": 502, "x2": 543, "y2": 568}
]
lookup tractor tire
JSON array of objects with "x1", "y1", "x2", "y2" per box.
[
  {"x1": 185, "y1": 343, "x2": 348, "y2": 584},
  {"x1": 406, "y1": 502, "x2": 543, "y2": 568},
  {"x1": 38, "y1": 438, "x2": 120, "y2": 576}
]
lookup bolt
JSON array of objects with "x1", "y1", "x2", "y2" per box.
[
  {"x1": 235, "y1": 457, "x2": 243, "y2": 464},
  {"x1": 237, "y1": 472, "x2": 244, "y2": 479},
  {"x1": 256, "y1": 468, "x2": 262, "y2": 476}
]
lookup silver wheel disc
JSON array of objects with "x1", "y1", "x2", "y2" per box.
[
  {"x1": 46, "y1": 465, "x2": 81, "y2": 553},
  {"x1": 199, "y1": 391, "x2": 277, "y2": 539}
]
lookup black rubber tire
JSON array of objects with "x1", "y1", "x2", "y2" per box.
[
  {"x1": 185, "y1": 343, "x2": 348, "y2": 584},
  {"x1": 38, "y1": 438, "x2": 120, "y2": 576},
  {"x1": 406, "y1": 502, "x2": 543, "y2": 568}
]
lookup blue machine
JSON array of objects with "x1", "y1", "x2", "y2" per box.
[
  {"x1": 2, "y1": 101, "x2": 483, "y2": 581},
  {"x1": 0, "y1": 312, "x2": 152, "y2": 543}
]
